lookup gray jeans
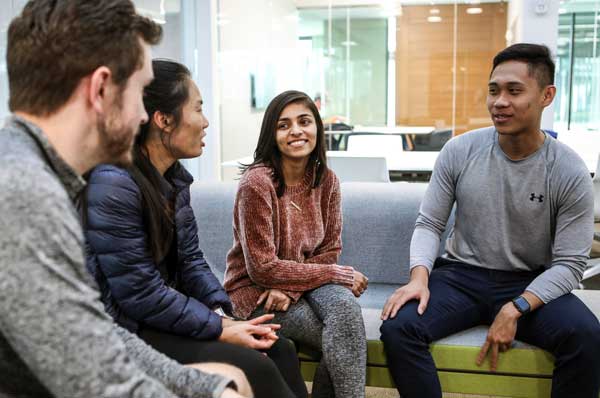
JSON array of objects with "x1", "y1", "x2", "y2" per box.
[{"x1": 252, "y1": 284, "x2": 367, "y2": 398}]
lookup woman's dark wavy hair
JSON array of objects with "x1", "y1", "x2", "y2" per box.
[
  {"x1": 125, "y1": 59, "x2": 191, "y2": 264},
  {"x1": 241, "y1": 90, "x2": 327, "y2": 197}
]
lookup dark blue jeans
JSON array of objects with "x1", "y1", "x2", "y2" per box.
[{"x1": 380, "y1": 258, "x2": 600, "y2": 398}]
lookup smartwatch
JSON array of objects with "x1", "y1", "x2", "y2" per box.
[
  {"x1": 511, "y1": 295, "x2": 531, "y2": 315},
  {"x1": 214, "y1": 306, "x2": 234, "y2": 320}
]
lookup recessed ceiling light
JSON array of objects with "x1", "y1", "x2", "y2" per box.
[
  {"x1": 466, "y1": 7, "x2": 483, "y2": 14},
  {"x1": 428, "y1": 16, "x2": 442, "y2": 23},
  {"x1": 430, "y1": 8, "x2": 440, "y2": 14}
]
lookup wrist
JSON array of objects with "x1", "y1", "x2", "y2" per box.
[
  {"x1": 504, "y1": 301, "x2": 523, "y2": 319},
  {"x1": 332, "y1": 265, "x2": 355, "y2": 287},
  {"x1": 410, "y1": 266, "x2": 429, "y2": 285},
  {"x1": 510, "y1": 295, "x2": 531, "y2": 317}
]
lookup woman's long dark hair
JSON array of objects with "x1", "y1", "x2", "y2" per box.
[
  {"x1": 241, "y1": 90, "x2": 327, "y2": 197},
  {"x1": 128, "y1": 59, "x2": 192, "y2": 263}
]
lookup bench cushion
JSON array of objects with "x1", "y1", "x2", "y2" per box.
[{"x1": 300, "y1": 285, "x2": 600, "y2": 378}]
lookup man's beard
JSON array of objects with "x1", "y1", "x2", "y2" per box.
[{"x1": 97, "y1": 108, "x2": 137, "y2": 167}]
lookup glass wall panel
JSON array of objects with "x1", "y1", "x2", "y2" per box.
[
  {"x1": 555, "y1": 0, "x2": 600, "y2": 133},
  {"x1": 396, "y1": 2, "x2": 506, "y2": 135},
  {"x1": 299, "y1": 8, "x2": 388, "y2": 127},
  {"x1": 215, "y1": 0, "x2": 509, "y2": 180}
]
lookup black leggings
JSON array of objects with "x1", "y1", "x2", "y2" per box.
[{"x1": 138, "y1": 328, "x2": 308, "y2": 398}]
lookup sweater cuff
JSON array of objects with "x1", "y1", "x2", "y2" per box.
[
  {"x1": 192, "y1": 310, "x2": 224, "y2": 340},
  {"x1": 330, "y1": 265, "x2": 355, "y2": 288},
  {"x1": 180, "y1": 367, "x2": 236, "y2": 398},
  {"x1": 209, "y1": 375, "x2": 237, "y2": 398}
]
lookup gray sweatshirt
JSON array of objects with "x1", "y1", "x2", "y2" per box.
[
  {"x1": 410, "y1": 127, "x2": 594, "y2": 303},
  {"x1": 0, "y1": 116, "x2": 233, "y2": 398}
]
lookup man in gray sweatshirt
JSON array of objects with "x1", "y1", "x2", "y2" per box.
[
  {"x1": 380, "y1": 43, "x2": 600, "y2": 398},
  {"x1": 0, "y1": 1, "x2": 247, "y2": 397}
]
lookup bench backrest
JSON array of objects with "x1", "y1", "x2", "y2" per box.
[{"x1": 191, "y1": 181, "x2": 448, "y2": 285}]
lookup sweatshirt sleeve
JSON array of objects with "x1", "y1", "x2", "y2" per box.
[
  {"x1": 0, "y1": 170, "x2": 212, "y2": 398},
  {"x1": 525, "y1": 165, "x2": 594, "y2": 303},
  {"x1": 116, "y1": 326, "x2": 234, "y2": 398},
  {"x1": 235, "y1": 178, "x2": 354, "y2": 292},
  {"x1": 410, "y1": 140, "x2": 458, "y2": 273}
]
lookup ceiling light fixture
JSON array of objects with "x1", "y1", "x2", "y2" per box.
[
  {"x1": 427, "y1": 15, "x2": 442, "y2": 23},
  {"x1": 466, "y1": 7, "x2": 483, "y2": 14},
  {"x1": 430, "y1": 8, "x2": 440, "y2": 14}
]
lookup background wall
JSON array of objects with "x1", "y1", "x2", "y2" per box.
[
  {"x1": 507, "y1": 0, "x2": 560, "y2": 130},
  {"x1": 395, "y1": 3, "x2": 507, "y2": 135},
  {"x1": 217, "y1": 0, "x2": 302, "y2": 181},
  {"x1": 1, "y1": 0, "x2": 29, "y2": 123}
]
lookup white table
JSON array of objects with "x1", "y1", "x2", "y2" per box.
[
  {"x1": 222, "y1": 151, "x2": 440, "y2": 176},
  {"x1": 350, "y1": 125, "x2": 435, "y2": 135},
  {"x1": 557, "y1": 131, "x2": 599, "y2": 174},
  {"x1": 327, "y1": 151, "x2": 439, "y2": 174},
  {"x1": 325, "y1": 125, "x2": 436, "y2": 151}
]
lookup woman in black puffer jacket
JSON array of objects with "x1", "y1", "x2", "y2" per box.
[{"x1": 82, "y1": 59, "x2": 306, "y2": 398}]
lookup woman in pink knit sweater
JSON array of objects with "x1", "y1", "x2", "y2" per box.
[{"x1": 224, "y1": 90, "x2": 368, "y2": 398}]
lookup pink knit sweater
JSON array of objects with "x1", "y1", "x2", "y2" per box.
[{"x1": 223, "y1": 164, "x2": 355, "y2": 319}]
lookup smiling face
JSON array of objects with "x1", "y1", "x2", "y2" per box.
[
  {"x1": 275, "y1": 101, "x2": 318, "y2": 164},
  {"x1": 487, "y1": 60, "x2": 554, "y2": 137},
  {"x1": 168, "y1": 79, "x2": 209, "y2": 159}
]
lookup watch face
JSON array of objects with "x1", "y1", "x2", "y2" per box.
[
  {"x1": 214, "y1": 307, "x2": 225, "y2": 316},
  {"x1": 513, "y1": 296, "x2": 530, "y2": 313}
]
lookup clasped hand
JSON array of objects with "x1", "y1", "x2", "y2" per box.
[
  {"x1": 257, "y1": 289, "x2": 292, "y2": 312},
  {"x1": 219, "y1": 313, "x2": 280, "y2": 350},
  {"x1": 351, "y1": 270, "x2": 369, "y2": 297}
]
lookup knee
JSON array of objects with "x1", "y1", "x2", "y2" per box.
[
  {"x1": 338, "y1": 295, "x2": 363, "y2": 322},
  {"x1": 251, "y1": 350, "x2": 282, "y2": 375},
  {"x1": 380, "y1": 311, "x2": 425, "y2": 347},
  {"x1": 317, "y1": 286, "x2": 362, "y2": 322},
  {"x1": 569, "y1": 322, "x2": 600, "y2": 366},
  {"x1": 269, "y1": 336, "x2": 298, "y2": 359}
]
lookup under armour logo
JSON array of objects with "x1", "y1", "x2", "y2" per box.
[{"x1": 530, "y1": 193, "x2": 544, "y2": 203}]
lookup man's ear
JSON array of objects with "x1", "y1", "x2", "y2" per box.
[
  {"x1": 88, "y1": 66, "x2": 112, "y2": 114},
  {"x1": 541, "y1": 85, "x2": 556, "y2": 107},
  {"x1": 152, "y1": 111, "x2": 175, "y2": 133}
]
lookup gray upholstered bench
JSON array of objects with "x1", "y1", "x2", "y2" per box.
[{"x1": 192, "y1": 181, "x2": 600, "y2": 397}]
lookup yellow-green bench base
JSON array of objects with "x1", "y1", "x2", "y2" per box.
[{"x1": 298, "y1": 340, "x2": 557, "y2": 398}]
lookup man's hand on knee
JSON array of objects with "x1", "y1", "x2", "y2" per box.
[
  {"x1": 381, "y1": 266, "x2": 430, "y2": 320},
  {"x1": 185, "y1": 362, "x2": 254, "y2": 398}
]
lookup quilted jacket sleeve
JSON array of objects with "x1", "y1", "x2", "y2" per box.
[
  {"x1": 176, "y1": 185, "x2": 233, "y2": 314},
  {"x1": 84, "y1": 165, "x2": 223, "y2": 340}
]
